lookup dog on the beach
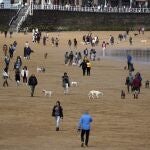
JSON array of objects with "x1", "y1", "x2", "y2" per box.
[
  {"x1": 72, "y1": 62, "x2": 77, "y2": 66},
  {"x1": 134, "y1": 33, "x2": 138, "y2": 36},
  {"x1": 42, "y1": 89, "x2": 52, "y2": 97},
  {"x1": 71, "y1": 81, "x2": 79, "y2": 87},
  {"x1": 44, "y1": 53, "x2": 48, "y2": 59},
  {"x1": 141, "y1": 40, "x2": 147, "y2": 43},
  {"x1": 145, "y1": 80, "x2": 149, "y2": 88},
  {"x1": 133, "y1": 90, "x2": 139, "y2": 99},
  {"x1": 97, "y1": 57, "x2": 100, "y2": 61},
  {"x1": 121, "y1": 90, "x2": 125, "y2": 99},
  {"x1": 37, "y1": 67, "x2": 46, "y2": 73},
  {"x1": 124, "y1": 66, "x2": 127, "y2": 70},
  {"x1": 88, "y1": 90, "x2": 103, "y2": 99}
]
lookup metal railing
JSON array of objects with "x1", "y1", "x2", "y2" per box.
[
  {"x1": 9, "y1": 6, "x2": 22, "y2": 26},
  {"x1": 16, "y1": 6, "x2": 31, "y2": 32},
  {"x1": 1, "y1": 3, "x2": 150, "y2": 13},
  {"x1": 0, "y1": 3, "x2": 21, "y2": 9},
  {"x1": 33, "y1": 4, "x2": 150, "y2": 13}
]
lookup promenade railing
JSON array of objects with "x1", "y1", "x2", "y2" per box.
[
  {"x1": 0, "y1": 3, "x2": 150, "y2": 13},
  {"x1": 0, "y1": 3, "x2": 21, "y2": 9},
  {"x1": 33, "y1": 4, "x2": 150, "y2": 13}
]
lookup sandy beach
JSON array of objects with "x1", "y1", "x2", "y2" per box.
[{"x1": 0, "y1": 31, "x2": 150, "y2": 150}]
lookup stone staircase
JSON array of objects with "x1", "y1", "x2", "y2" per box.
[{"x1": 9, "y1": 5, "x2": 31, "y2": 32}]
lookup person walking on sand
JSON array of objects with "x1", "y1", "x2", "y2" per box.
[
  {"x1": 102, "y1": 41, "x2": 106, "y2": 57},
  {"x1": 86, "y1": 60, "x2": 91, "y2": 76},
  {"x1": 21, "y1": 66, "x2": 29, "y2": 85},
  {"x1": 28, "y1": 74, "x2": 38, "y2": 97},
  {"x1": 15, "y1": 69, "x2": 21, "y2": 86},
  {"x1": 52, "y1": 101, "x2": 63, "y2": 131},
  {"x1": 2, "y1": 67, "x2": 9, "y2": 87},
  {"x1": 78, "y1": 111, "x2": 93, "y2": 147},
  {"x1": 3, "y1": 44, "x2": 8, "y2": 56},
  {"x1": 62, "y1": 72, "x2": 70, "y2": 94},
  {"x1": 80, "y1": 59, "x2": 87, "y2": 76}
]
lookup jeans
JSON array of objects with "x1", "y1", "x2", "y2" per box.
[
  {"x1": 64, "y1": 83, "x2": 69, "y2": 94},
  {"x1": 81, "y1": 130, "x2": 90, "y2": 146},
  {"x1": 30, "y1": 86, "x2": 35, "y2": 97},
  {"x1": 55, "y1": 116, "x2": 61, "y2": 128}
]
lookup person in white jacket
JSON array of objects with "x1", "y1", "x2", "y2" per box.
[
  {"x1": 3, "y1": 67, "x2": 9, "y2": 87},
  {"x1": 21, "y1": 66, "x2": 29, "y2": 84}
]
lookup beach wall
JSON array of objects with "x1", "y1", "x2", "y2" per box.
[
  {"x1": 0, "y1": 9, "x2": 17, "y2": 31},
  {"x1": 22, "y1": 10, "x2": 150, "y2": 31},
  {"x1": 0, "y1": 9, "x2": 149, "y2": 31}
]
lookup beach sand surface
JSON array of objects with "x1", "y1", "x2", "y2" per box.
[{"x1": 0, "y1": 31, "x2": 150, "y2": 150}]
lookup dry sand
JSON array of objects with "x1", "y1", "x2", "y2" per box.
[{"x1": 0, "y1": 31, "x2": 150, "y2": 150}]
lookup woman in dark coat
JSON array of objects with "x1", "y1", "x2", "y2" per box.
[
  {"x1": 15, "y1": 69, "x2": 20, "y2": 86},
  {"x1": 52, "y1": 101, "x2": 63, "y2": 131}
]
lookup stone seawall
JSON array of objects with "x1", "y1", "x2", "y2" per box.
[
  {"x1": 0, "y1": 9, "x2": 17, "y2": 31},
  {"x1": 22, "y1": 10, "x2": 150, "y2": 31}
]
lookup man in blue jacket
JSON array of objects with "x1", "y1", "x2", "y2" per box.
[{"x1": 78, "y1": 111, "x2": 93, "y2": 147}]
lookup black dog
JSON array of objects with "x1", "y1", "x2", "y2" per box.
[
  {"x1": 121, "y1": 90, "x2": 125, "y2": 99},
  {"x1": 145, "y1": 80, "x2": 149, "y2": 88}
]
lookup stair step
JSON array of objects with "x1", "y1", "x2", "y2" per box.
[{"x1": 9, "y1": 5, "x2": 30, "y2": 32}]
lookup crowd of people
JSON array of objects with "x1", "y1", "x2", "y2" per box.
[{"x1": 1, "y1": 28, "x2": 148, "y2": 148}]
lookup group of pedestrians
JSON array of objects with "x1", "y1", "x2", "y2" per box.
[
  {"x1": 80, "y1": 59, "x2": 92, "y2": 76},
  {"x1": 83, "y1": 33, "x2": 99, "y2": 47},
  {"x1": 52, "y1": 100, "x2": 93, "y2": 147},
  {"x1": 64, "y1": 51, "x2": 82, "y2": 65},
  {"x1": 68, "y1": 38, "x2": 78, "y2": 49},
  {"x1": 2, "y1": 39, "x2": 38, "y2": 97},
  {"x1": 125, "y1": 71, "x2": 142, "y2": 99},
  {"x1": 125, "y1": 54, "x2": 142, "y2": 99}
]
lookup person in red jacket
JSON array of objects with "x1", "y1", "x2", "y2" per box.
[{"x1": 132, "y1": 74, "x2": 141, "y2": 99}]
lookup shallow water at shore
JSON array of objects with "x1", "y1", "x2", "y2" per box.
[{"x1": 98, "y1": 48, "x2": 150, "y2": 65}]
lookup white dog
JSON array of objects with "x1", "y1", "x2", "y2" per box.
[
  {"x1": 42, "y1": 89, "x2": 52, "y2": 97},
  {"x1": 37, "y1": 67, "x2": 45, "y2": 73},
  {"x1": 88, "y1": 90, "x2": 103, "y2": 99},
  {"x1": 71, "y1": 81, "x2": 79, "y2": 87},
  {"x1": 141, "y1": 40, "x2": 147, "y2": 43},
  {"x1": 72, "y1": 62, "x2": 77, "y2": 66}
]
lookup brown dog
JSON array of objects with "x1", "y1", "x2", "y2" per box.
[
  {"x1": 121, "y1": 90, "x2": 125, "y2": 99},
  {"x1": 145, "y1": 80, "x2": 149, "y2": 88},
  {"x1": 44, "y1": 53, "x2": 48, "y2": 59}
]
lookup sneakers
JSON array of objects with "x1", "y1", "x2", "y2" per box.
[
  {"x1": 81, "y1": 143, "x2": 88, "y2": 147},
  {"x1": 81, "y1": 143, "x2": 84, "y2": 147}
]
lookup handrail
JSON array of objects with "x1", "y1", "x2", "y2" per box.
[
  {"x1": 0, "y1": 3, "x2": 21, "y2": 9},
  {"x1": 33, "y1": 4, "x2": 150, "y2": 13},
  {"x1": 1, "y1": 3, "x2": 150, "y2": 13},
  {"x1": 16, "y1": 5, "x2": 31, "y2": 32},
  {"x1": 9, "y1": 6, "x2": 22, "y2": 26}
]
